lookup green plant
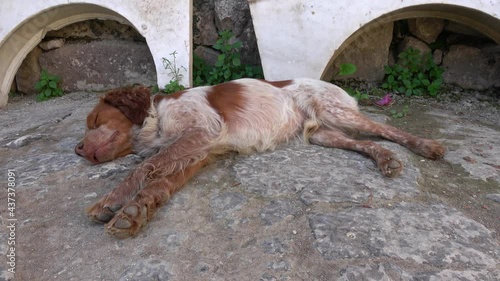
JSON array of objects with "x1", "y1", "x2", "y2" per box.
[
  {"x1": 193, "y1": 55, "x2": 212, "y2": 86},
  {"x1": 151, "y1": 84, "x2": 160, "y2": 94},
  {"x1": 382, "y1": 47, "x2": 444, "y2": 97},
  {"x1": 390, "y1": 105, "x2": 409, "y2": 118},
  {"x1": 35, "y1": 69, "x2": 63, "y2": 101},
  {"x1": 337, "y1": 63, "x2": 357, "y2": 76},
  {"x1": 345, "y1": 88, "x2": 369, "y2": 101},
  {"x1": 164, "y1": 79, "x2": 185, "y2": 94},
  {"x1": 336, "y1": 63, "x2": 368, "y2": 101},
  {"x1": 162, "y1": 51, "x2": 186, "y2": 94},
  {"x1": 193, "y1": 30, "x2": 263, "y2": 86}
]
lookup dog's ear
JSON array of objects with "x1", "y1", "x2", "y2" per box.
[{"x1": 103, "y1": 86, "x2": 151, "y2": 125}]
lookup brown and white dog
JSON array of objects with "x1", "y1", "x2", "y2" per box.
[{"x1": 76, "y1": 78, "x2": 445, "y2": 238}]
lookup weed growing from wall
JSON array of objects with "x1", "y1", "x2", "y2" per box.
[
  {"x1": 162, "y1": 51, "x2": 186, "y2": 94},
  {"x1": 336, "y1": 63, "x2": 370, "y2": 102},
  {"x1": 193, "y1": 31, "x2": 263, "y2": 86},
  {"x1": 35, "y1": 69, "x2": 63, "y2": 101},
  {"x1": 382, "y1": 47, "x2": 444, "y2": 97}
]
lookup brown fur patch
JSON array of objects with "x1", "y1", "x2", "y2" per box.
[
  {"x1": 153, "y1": 90, "x2": 187, "y2": 106},
  {"x1": 259, "y1": 79, "x2": 293, "y2": 88},
  {"x1": 104, "y1": 86, "x2": 151, "y2": 125},
  {"x1": 206, "y1": 81, "x2": 247, "y2": 122}
]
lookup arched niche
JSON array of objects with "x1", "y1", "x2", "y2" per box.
[
  {"x1": 321, "y1": 4, "x2": 500, "y2": 80},
  {"x1": 248, "y1": 0, "x2": 499, "y2": 82},
  {"x1": 0, "y1": 1, "x2": 192, "y2": 107}
]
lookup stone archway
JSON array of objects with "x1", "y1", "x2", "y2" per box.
[
  {"x1": 0, "y1": 1, "x2": 191, "y2": 107},
  {"x1": 248, "y1": 0, "x2": 500, "y2": 82},
  {"x1": 322, "y1": 4, "x2": 500, "y2": 81}
]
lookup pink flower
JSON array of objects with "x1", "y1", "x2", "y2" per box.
[{"x1": 376, "y1": 94, "x2": 393, "y2": 106}]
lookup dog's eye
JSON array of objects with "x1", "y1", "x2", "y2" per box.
[
  {"x1": 92, "y1": 114, "x2": 99, "y2": 129},
  {"x1": 87, "y1": 113, "x2": 99, "y2": 129}
]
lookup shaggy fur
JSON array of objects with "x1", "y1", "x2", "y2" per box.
[{"x1": 76, "y1": 78, "x2": 445, "y2": 238}]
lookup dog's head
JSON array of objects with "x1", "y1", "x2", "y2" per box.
[{"x1": 75, "y1": 86, "x2": 151, "y2": 164}]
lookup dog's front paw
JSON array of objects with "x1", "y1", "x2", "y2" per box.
[
  {"x1": 105, "y1": 201, "x2": 150, "y2": 239},
  {"x1": 86, "y1": 194, "x2": 125, "y2": 223}
]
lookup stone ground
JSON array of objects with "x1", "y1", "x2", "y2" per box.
[{"x1": 0, "y1": 87, "x2": 499, "y2": 281}]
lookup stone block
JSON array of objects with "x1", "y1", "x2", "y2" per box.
[
  {"x1": 408, "y1": 18, "x2": 445, "y2": 44},
  {"x1": 194, "y1": 1, "x2": 219, "y2": 46},
  {"x1": 45, "y1": 19, "x2": 143, "y2": 41},
  {"x1": 433, "y1": 49, "x2": 444, "y2": 65},
  {"x1": 39, "y1": 39, "x2": 65, "y2": 51},
  {"x1": 214, "y1": 0, "x2": 250, "y2": 35},
  {"x1": 235, "y1": 21, "x2": 261, "y2": 66},
  {"x1": 443, "y1": 45, "x2": 500, "y2": 90},
  {"x1": 233, "y1": 143, "x2": 419, "y2": 201},
  {"x1": 398, "y1": 36, "x2": 431, "y2": 56},
  {"x1": 309, "y1": 202, "x2": 500, "y2": 265},
  {"x1": 16, "y1": 46, "x2": 42, "y2": 94},
  {"x1": 194, "y1": 46, "x2": 220, "y2": 66},
  {"x1": 39, "y1": 40, "x2": 156, "y2": 92},
  {"x1": 331, "y1": 22, "x2": 394, "y2": 81}
]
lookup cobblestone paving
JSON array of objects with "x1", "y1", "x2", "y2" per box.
[{"x1": 0, "y1": 91, "x2": 498, "y2": 280}]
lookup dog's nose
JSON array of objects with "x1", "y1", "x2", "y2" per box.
[{"x1": 75, "y1": 141, "x2": 85, "y2": 157}]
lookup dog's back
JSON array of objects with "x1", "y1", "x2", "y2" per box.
[{"x1": 141, "y1": 78, "x2": 359, "y2": 156}]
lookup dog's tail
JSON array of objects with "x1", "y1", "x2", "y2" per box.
[{"x1": 303, "y1": 118, "x2": 321, "y2": 144}]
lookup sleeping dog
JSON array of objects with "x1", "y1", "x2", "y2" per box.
[{"x1": 75, "y1": 78, "x2": 445, "y2": 238}]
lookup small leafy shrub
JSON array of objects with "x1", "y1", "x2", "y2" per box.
[
  {"x1": 162, "y1": 51, "x2": 186, "y2": 94},
  {"x1": 193, "y1": 55, "x2": 212, "y2": 86},
  {"x1": 382, "y1": 47, "x2": 444, "y2": 97},
  {"x1": 193, "y1": 30, "x2": 263, "y2": 86},
  {"x1": 345, "y1": 88, "x2": 369, "y2": 101},
  {"x1": 163, "y1": 79, "x2": 185, "y2": 94},
  {"x1": 35, "y1": 69, "x2": 63, "y2": 101}
]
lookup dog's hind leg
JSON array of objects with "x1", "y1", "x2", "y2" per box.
[
  {"x1": 309, "y1": 128, "x2": 403, "y2": 177},
  {"x1": 319, "y1": 108, "x2": 445, "y2": 160}
]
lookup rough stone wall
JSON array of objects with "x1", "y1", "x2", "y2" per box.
[
  {"x1": 16, "y1": 20, "x2": 156, "y2": 94},
  {"x1": 329, "y1": 22, "x2": 394, "y2": 82},
  {"x1": 45, "y1": 20, "x2": 145, "y2": 42},
  {"x1": 331, "y1": 18, "x2": 499, "y2": 90},
  {"x1": 39, "y1": 40, "x2": 156, "y2": 92},
  {"x1": 399, "y1": 19, "x2": 498, "y2": 90},
  {"x1": 193, "y1": 0, "x2": 261, "y2": 66}
]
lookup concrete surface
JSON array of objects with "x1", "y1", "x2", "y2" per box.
[
  {"x1": 0, "y1": 88, "x2": 499, "y2": 280},
  {"x1": 0, "y1": 0, "x2": 191, "y2": 107},
  {"x1": 248, "y1": 0, "x2": 500, "y2": 81}
]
